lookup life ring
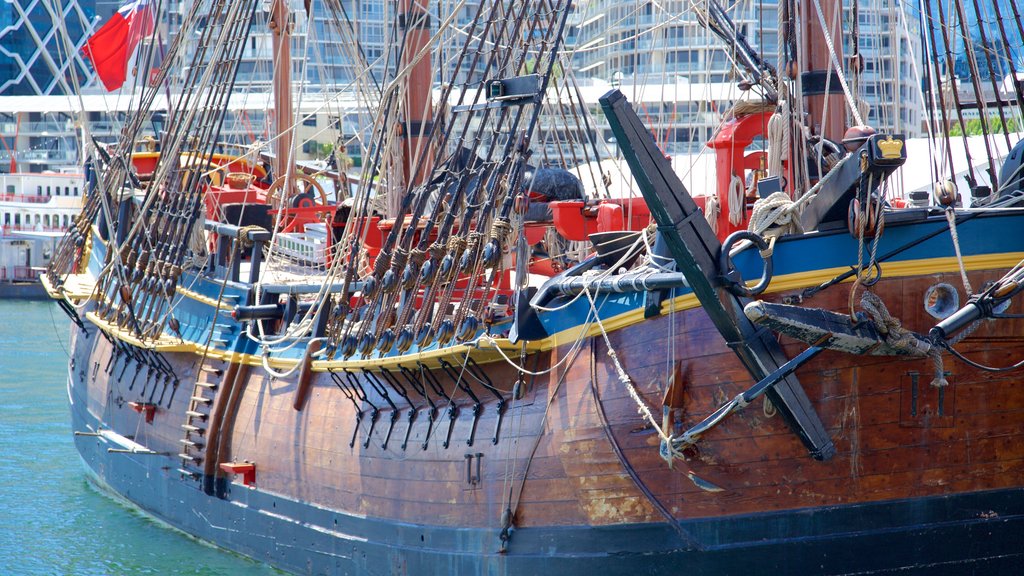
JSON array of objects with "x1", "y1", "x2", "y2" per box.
[{"x1": 718, "y1": 230, "x2": 773, "y2": 297}]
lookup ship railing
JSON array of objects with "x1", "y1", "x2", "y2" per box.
[
  {"x1": 12, "y1": 266, "x2": 41, "y2": 281},
  {"x1": 1, "y1": 225, "x2": 66, "y2": 234},
  {"x1": 0, "y1": 193, "x2": 53, "y2": 204}
]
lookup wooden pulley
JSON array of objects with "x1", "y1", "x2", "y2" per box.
[
  {"x1": 418, "y1": 258, "x2": 436, "y2": 283},
  {"x1": 376, "y1": 328, "x2": 396, "y2": 353},
  {"x1": 438, "y1": 253, "x2": 455, "y2": 279},
  {"x1": 481, "y1": 239, "x2": 502, "y2": 267},
  {"x1": 785, "y1": 60, "x2": 798, "y2": 80},
  {"x1": 513, "y1": 193, "x2": 528, "y2": 215},
  {"x1": 415, "y1": 325, "x2": 434, "y2": 347},
  {"x1": 381, "y1": 268, "x2": 398, "y2": 292},
  {"x1": 395, "y1": 327, "x2": 414, "y2": 353},
  {"x1": 932, "y1": 180, "x2": 957, "y2": 207},
  {"x1": 457, "y1": 315, "x2": 479, "y2": 341},
  {"x1": 848, "y1": 52, "x2": 864, "y2": 74},
  {"x1": 340, "y1": 335, "x2": 358, "y2": 358},
  {"x1": 847, "y1": 196, "x2": 884, "y2": 238},
  {"x1": 435, "y1": 319, "x2": 455, "y2": 345},
  {"x1": 362, "y1": 276, "x2": 379, "y2": 299},
  {"x1": 401, "y1": 263, "x2": 419, "y2": 290},
  {"x1": 357, "y1": 333, "x2": 377, "y2": 355}
]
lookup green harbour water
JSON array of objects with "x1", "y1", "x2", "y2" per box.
[{"x1": 0, "y1": 300, "x2": 283, "y2": 575}]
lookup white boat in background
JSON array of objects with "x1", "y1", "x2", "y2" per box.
[{"x1": 0, "y1": 171, "x2": 83, "y2": 297}]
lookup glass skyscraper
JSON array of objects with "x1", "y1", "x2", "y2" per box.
[{"x1": 0, "y1": 0, "x2": 124, "y2": 95}]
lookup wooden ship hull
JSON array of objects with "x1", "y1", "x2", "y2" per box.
[{"x1": 58, "y1": 200, "x2": 1024, "y2": 574}]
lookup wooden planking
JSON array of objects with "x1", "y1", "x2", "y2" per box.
[
  {"x1": 75, "y1": 261, "x2": 1024, "y2": 533},
  {"x1": 586, "y1": 268, "x2": 1024, "y2": 520}
]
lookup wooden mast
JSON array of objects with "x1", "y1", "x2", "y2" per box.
[
  {"x1": 270, "y1": 0, "x2": 293, "y2": 192},
  {"x1": 396, "y1": 0, "x2": 433, "y2": 216},
  {"x1": 800, "y1": 0, "x2": 846, "y2": 141}
]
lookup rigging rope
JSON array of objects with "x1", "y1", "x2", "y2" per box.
[{"x1": 728, "y1": 175, "x2": 745, "y2": 226}]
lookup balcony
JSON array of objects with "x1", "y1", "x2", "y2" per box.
[
  {"x1": 19, "y1": 121, "x2": 73, "y2": 135},
  {"x1": 18, "y1": 150, "x2": 78, "y2": 164},
  {"x1": 0, "y1": 194, "x2": 53, "y2": 204}
]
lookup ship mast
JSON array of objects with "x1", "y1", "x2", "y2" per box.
[
  {"x1": 395, "y1": 0, "x2": 433, "y2": 217},
  {"x1": 799, "y1": 0, "x2": 846, "y2": 141},
  {"x1": 270, "y1": 0, "x2": 294, "y2": 193}
]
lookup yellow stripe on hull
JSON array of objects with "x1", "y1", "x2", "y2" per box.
[
  {"x1": 534, "y1": 251, "x2": 1024, "y2": 349},
  {"x1": 63, "y1": 251, "x2": 1024, "y2": 374}
]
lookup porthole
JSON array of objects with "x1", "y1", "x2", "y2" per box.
[{"x1": 924, "y1": 283, "x2": 959, "y2": 319}]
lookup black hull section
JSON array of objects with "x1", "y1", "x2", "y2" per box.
[
  {"x1": 71, "y1": 389, "x2": 1024, "y2": 576},
  {"x1": 0, "y1": 281, "x2": 47, "y2": 299}
]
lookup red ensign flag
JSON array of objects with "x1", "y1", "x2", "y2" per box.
[{"x1": 81, "y1": 0, "x2": 155, "y2": 91}]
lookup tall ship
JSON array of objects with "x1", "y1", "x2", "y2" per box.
[{"x1": 45, "y1": 0, "x2": 1024, "y2": 573}]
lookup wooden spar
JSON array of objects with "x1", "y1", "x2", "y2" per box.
[
  {"x1": 213, "y1": 362, "x2": 252, "y2": 498},
  {"x1": 397, "y1": 0, "x2": 433, "y2": 212},
  {"x1": 800, "y1": 0, "x2": 846, "y2": 140},
  {"x1": 202, "y1": 361, "x2": 240, "y2": 491},
  {"x1": 269, "y1": 0, "x2": 293, "y2": 190},
  {"x1": 599, "y1": 89, "x2": 835, "y2": 460},
  {"x1": 293, "y1": 339, "x2": 321, "y2": 411}
]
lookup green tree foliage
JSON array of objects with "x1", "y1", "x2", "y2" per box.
[{"x1": 948, "y1": 116, "x2": 1020, "y2": 136}]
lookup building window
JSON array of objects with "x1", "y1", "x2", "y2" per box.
[
  {"x1": 46, "y1": 186, "x2": 51, "y2": 195},
  {"x1": 64, "y1": 186, "x2": 69, "y2": 195},
  {"x1": 303, "y1": 116, "x2": 317, "y2": 127},
  {"x1": 5, "y1": 185, "x2": 13, "y2": 194},
  {"x1": 73, "y1": 187, "x2": 79, "y2": 195},
  {"x1": 37, "y1": 186, "x2": 42, "y2": 195}
]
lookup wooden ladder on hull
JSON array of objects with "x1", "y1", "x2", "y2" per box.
[{"x1": 177, "y1": 363, "x2": 223, "y2": 478}]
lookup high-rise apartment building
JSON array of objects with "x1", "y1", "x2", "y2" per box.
[
  {"x1": 568, "y1": 0, "x2": 922, "y2": 148},
  {"x1": 1, "y1": 0, "x2": 924, "y2": 172}
]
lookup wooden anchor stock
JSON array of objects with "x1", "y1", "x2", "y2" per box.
[
  {"x1": 600, "y1": 89, "x2": 835, "y2": 460},
  {"x1": 674, "y1": 344, "x2": 825, "y2": 450}
]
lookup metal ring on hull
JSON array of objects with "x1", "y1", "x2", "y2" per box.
[{"x1": 719, "y1": 230, "x2": 774, "y2": 297}]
